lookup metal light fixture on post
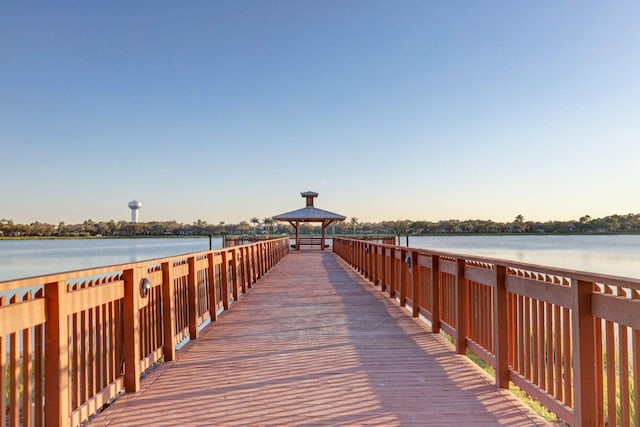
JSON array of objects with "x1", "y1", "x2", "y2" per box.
[{"x1": 140, "y1": 278, "x2": 152, "y2": 298}]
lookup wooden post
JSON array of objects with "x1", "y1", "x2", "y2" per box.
[
  {"x1": 123, "y1": 266, "x2": 144, "y2": 392},
  {"x1": 456, "y1": 258, "x2": 468, "y2": 355},
  {"x1": 257, "y1": 244, "x2": 264, "y2": 278},
  {"x1": 431, "y1": 255, "x2": 440, "y2": 333},
  {"x1": 412, "y1": 251, "x2": 420, "y2": 317},
  {"x1": 269, "y1": 240, "x2": 274, "y2": 268},
  {"x1": 267, "y1": 241, "x2": 273, "y2": 269},
  {"x1": 250, "y1": 246, "x2": 257, "y2": 284},
  {"x1": 389, "y1": 247, "x2": 396, "y2": 299},
  {"x1": 381, "y1": 247, "x2": 387, "y2": 292},
  {"x1": 264, "y1": 243, "x2": 269, "y2": 273},
  {"x1": 231, "y1": 249, "x2": 239, "y2": 301},
  {"x1": 400, "y1": 248, "x2": 408, "y2": 307},
  {"x1": 161, "y1": 261, "x2": 176, "y2": 361},
  {"x1": 363, "y1": 244, "x2": 369, "y2": 278},
  {"x1": 0, "y1": 297, "x2": 5, "y2": 427},
  {"x1": 364, "y1": 243, "x2": 369, "y2": 276},
  {"x1": 187, "y1": 256, "x2": 199, "y2": 340},
  {"x1": 354, "y1": 241, "x2": 359, "y2": 271},
  {"x1": 265, "y1": 242, "x2": 269, "y2": 272},
  {"x1": 207, "y1": 253, "x2": 218, "y2": 321},
  {"x1": 369, "y1": 244, "x2": 375, "y2": 284},
  {"x1": 240, "y1": 247, "x2": 248, "y2": 292},
  {"x1": 493, "y1": 264, "x2": 508, "y2": 388},
  {"x1": 221, "y1": 251, "x2": 230, "y2": 310},
  {"x1": 571, "y1": 279, "x2": 597, "y2": 425},
  {"x1": 373, "y1": 246, "x2": 379, "y2": 286},
  {"x1": 45, "y1": 280, "x2": 71, "y2": 427},
  {"x1": 244, "y1": 246, "x2": 254, "y2": 289}
]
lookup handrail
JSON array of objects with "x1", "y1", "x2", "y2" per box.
[
  {"x1": 0, "y1": 237, "x2": 289, "y2": 427},
  {"x1": 333, "y1": 237, "x2": 640, "y2": 426}
]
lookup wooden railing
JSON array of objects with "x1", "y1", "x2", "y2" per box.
[
  {"x1": 0, "y1": 238, "x2": 289, "y2": 427},
  {"x1": 334, "y1": 237, "x2": 640, "y2": 427},
  {"x1": 223, "y1": 235, "x2": 275, "y2": 247}
]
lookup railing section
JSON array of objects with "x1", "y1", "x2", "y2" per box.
[
  {"x1": 0, "y1": 238, "x2": 289, "y2": 427},
  {"x1": 334, "y1": 237, "x2": 640, "y2": 427}
]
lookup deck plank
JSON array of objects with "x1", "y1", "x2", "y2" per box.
[{"x1": 91, "y1": 251, "x2": 548, "y2": 426}]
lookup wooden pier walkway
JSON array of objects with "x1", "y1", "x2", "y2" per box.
[{"x1": 91, "y1": 251, "x2": 548, "y2": 426}]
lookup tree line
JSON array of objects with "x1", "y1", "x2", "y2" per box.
[{"x1": 1, "y1": 213, "x2": 639, "y2": 238}]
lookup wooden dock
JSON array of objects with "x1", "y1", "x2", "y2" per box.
[{"x1": 90, "y1": 251, "x2": 547, "y2": 426}]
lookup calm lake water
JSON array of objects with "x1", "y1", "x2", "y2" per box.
[
  {"x1": 0, "y1": 237, "x2": 222, "y2": 282},
  {"x1": 1, "y1": 235, "x2": 640, "y2": 282},
  {"x1": 407, "y1": 234, "x2": 640, "y2": 279}
]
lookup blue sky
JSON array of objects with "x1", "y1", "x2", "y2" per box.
[{"x1": 1, "y1": 1, "x2": 639, "y2": 224}]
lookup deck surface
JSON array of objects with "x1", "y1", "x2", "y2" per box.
[{"x1": 92, "y1": 251, "x2": 548, "y2": 426}]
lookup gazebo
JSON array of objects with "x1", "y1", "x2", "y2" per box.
[{"x1": 273, "y1": 191, "x2": 346, "y2": 250}]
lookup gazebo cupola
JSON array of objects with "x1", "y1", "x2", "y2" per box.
[
  {"x1": 303, "y1": 191, "x2": 318, "y2": 207},
  {"x1": 273, "y1": 191, "x2": 346, "y2": 250}
]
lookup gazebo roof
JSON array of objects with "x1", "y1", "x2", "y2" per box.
[
  {"x1": 272, "y1": 191, "x2": 346, "y2": 223},
  {"x1": 273, "y1": 206, "x2": 346, "y2": 222}
]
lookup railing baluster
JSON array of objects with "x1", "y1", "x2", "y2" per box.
[
  {"x1": 537, "y1": 299, "x2": 545, "y2": 390},
  {"x1": 562, "y1": 305, "x2": 572, "y2": 407}
]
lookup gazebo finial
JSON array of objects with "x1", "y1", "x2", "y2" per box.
[{"x1": 301, "y1": 191, "x2": 319, "y2": 207}]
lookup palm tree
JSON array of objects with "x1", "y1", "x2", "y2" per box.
[
  {"x1": 263, "y1": 217, "x2": 274, "y2": 235},
  {"x1": 250, "y1": 217, "x2": 260, "y2": 234},
  {"x1": 350, "y1": 217, "x2": 359, "y2": 234}
]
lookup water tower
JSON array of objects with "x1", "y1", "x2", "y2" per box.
[{"x1": 128, "y1": 200, "x2": 142, "y2": 223}]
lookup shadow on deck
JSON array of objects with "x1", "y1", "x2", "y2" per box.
[{"x1": 91, "y1": 251, "x2": 548, "y2": 426}]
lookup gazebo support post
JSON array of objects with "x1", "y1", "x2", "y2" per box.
[
  {"x1": 289, "y1": 221, "x2": 300, "y2": 251},
  {"x1": 321, "y1": 220, "x2": 334, "y2": 251},
  {"x1": 321, "y1": 221, "x2": 327, "y2": 251}
]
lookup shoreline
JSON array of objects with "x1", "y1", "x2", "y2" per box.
[{"x1": 1, "y1": 231, "x2": 638, "y2": 241}]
